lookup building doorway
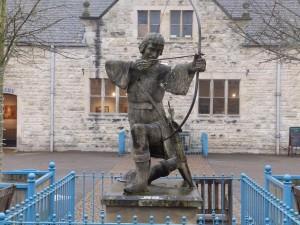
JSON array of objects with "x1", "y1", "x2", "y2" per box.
[{"x1": 3, "y1": 94, "x2": 17, "y2": 147}]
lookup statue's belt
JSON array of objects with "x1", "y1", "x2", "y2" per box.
[{"x1": 129, "y1": 102, "x2": 153, "y2": 110}]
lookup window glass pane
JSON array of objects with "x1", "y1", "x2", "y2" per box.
[
  {"x1": 150, "y1": 25, "x2": 160, "y2": 33},
  {"x1": 104, "y1": 98, "x2": 116, "y2": 113},
  {"x1": 199, "y1": 98, "x2": 210, "y2": 114},
  {"x1": 183, "y1": 25, "x2": 192, "y2": 37},
  {"x1": 105, "y1": 79, "x2": 115, "y2": 97},
  {"x1": 90, "y1": 79, "x2": 101, "y2": 95},
  {"x1": 150, "y1": 11, "x2": 160, "y2": 24},
  {"x1": 90, "y1": 97, "x2": 101, "y2": 113},
  {"x1": 183, "y1": 11, "x2": 193, "y2": 24},
  {"x1": 183, "y1": 11, "x2": 193, "y2": 37},
  {"x1": 138, "y1": 11, "x2": 148, "y2": 24},
  {"x1": 228, "y1": 80, "x2": 239, "y2": 98},
  {"x1": 170, "y1": 11, "x2": 180, "y2": 37},
  {"x1": 138, "y1": 24, "x2": 148, "y2": 37},
  {"x1": 228, "y1": 99, "x2": 239, "y2": 114},
  {"x1": 119, "y1": 97, "x2": 128, "y2": 113},
  {"x1": 214, "y1": 80, "x2": 225, "y2": 97},
  {"x1": 120, "y1": 88, "x2": 127, "y2": 97},
  {"x1": 138, "y1": 11, "x2": 148, "y2": 37},
  {"x1": 171, "y1": 25, "x2": 180, "y2": 36},
  {"x1": 171, "y1": 11, "x2": 180, "y2": 25},
  {"x1": 150, "y1": 11, "x2": 160, "y2": 33},
  {"x1": 199, "y1": 80, "x2": 210, "y2": 97},
  {"x1": 213, "y1": 98, "x2": 225, "y2": 114}
]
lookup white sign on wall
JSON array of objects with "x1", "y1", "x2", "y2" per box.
[{"x1": 3, "y1": 87, "x2": 15, "y2": 94}]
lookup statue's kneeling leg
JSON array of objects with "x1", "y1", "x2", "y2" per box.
[
  {"x1": 124, "y1": 124, "x2": 150, "y2": 194},
  {"x1": 148, "y1": 157, "x2": 177, "y2": 184}
]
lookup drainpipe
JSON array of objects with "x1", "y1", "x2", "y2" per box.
[
  {"x1": 275, "y1": 60, "x2": 281, "y2": 155},
  {"x1": 95, "y1": 18, "x2": 102, "y2": 78},
  {"x1": 50, "y1": 45, "x2": 56, "y2": 152}
]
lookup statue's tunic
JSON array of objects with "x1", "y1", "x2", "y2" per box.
[{"x1": 105, "y1": 60, "x2": 195, "y2": 157}]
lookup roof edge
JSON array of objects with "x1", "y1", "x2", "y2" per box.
[
  {"x1": 212, "y1": 0, "x2": 234, "y2": 20},
  {"x1": 99, "y1": 0, "x2": 119, "y2": 18},
  {"x1": 212, "y1": 0, "x2": 252, "y2": 21}
]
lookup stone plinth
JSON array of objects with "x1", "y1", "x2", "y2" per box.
[{"x1": 102, "y1": 179, "x2": 202, "y2": 224}]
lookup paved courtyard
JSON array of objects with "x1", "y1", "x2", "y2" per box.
[{"x1": 4, "y1": 151, "x2": 300, "y2": 183}]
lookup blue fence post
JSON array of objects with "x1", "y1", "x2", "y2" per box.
[
  {"x1": 49, "y1": 161, "x2": 56, "y2": 185},
  {"x1": 118, "y1": 128, "x2": 126, "y2": 156},
  {"x1": 201, "y1": 132, "x2": 208, "y2": 157},
  {"x1": 70, "y1": 171, "x2": 76, "y2": 221},
  {"x1": 241, "y1": 173, "x2": 246, "y2": 225},
  {"x1": 27, "y1": 173, "x2": 36, "y2": 199},
  {"x1": 27, "y1": 173, "x2": 36, "y2": 222},
  {"x1": 283, "y1": 174, "x2": 293, "y2": 209},
  {"x1": 48, "y1": 162, "x2": 56, "y2": 217},
  {"x1": 0, "y1": 213, "x2": 6, "y2": 225},
  {"x1": 263, "y1": 165, "x2": 272, "y2": 223},
  {"x1": 264, "y1": 165, "x2": 272, "y2": 191}
]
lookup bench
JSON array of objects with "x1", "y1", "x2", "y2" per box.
[
  {"x1": 193, "y1": 177, "x2": 233, "y2": 224},
  {"x1": 293, "y1": 185, "x2": 300, "y2": 213},
  {"x1": 0, "y1": 185, "x2": 16, "y2": 211}
]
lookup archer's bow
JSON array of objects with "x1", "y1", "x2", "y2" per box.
[{"x1": 164, "y1": 0, "x2": 202, "y2": 141}]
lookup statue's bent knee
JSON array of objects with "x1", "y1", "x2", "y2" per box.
[
  {"x1": 131, "y1": 124, "x2": 147, "y2": 145},
  {"x1": 131, "y1": 123, "x2": 150, "y2": 159}
]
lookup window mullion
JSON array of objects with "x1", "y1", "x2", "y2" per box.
[
  {"x1": 116, "y1": 87, "x2": 120, "y2": 113},
  {"x1": 101, "y1": 79, "x2": 105, "y2": 114},
  {"x1": 148, "y1": 11, "x2": 150, "y2": 33},
  {"x1": 225, "y1": 80, "x2": 228, "y2": 115},
  {"x1": 180, "y1": 11, "x2": 183, "y2": 37},
  {"x1": 210, "y1": 80, "x2": 213, "y2": 116}
]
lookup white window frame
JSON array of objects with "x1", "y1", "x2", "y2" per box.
[
  {"x1": 90, "y1": 78, "x2": 128, "y2": 114},
  {"x1": 170, "y1": 10, "x2": 193, "y2": 38},
  {"x1": 138, "y1": 10, "x2": 161, "y2": 37},
  {"x1": 198, "y1": 79, "x2": 240, "y2": 115}
]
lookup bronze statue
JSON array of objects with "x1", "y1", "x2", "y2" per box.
[{"x1": 105, "y1": 33, "x2": 206, "y2": 194}]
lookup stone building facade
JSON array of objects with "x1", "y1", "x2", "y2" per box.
[{"x1": 4, "y1": 0, "x2": 300, "y2": 154}]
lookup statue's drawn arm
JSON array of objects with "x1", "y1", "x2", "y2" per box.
[
  {"x1": 105, "y1": 60, "x2": 132, "y2": 89},
  {"x1": 163, "y1": 63, "x2": 196, "y2": 95}
]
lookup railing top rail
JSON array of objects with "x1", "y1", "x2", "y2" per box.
[
  {"x1": 0, "y1": 183, "x2": 27, "y2": 189},
  {"x1": 273, "y1": 175, "x2": 300, "y2": 180},
  {"x1": 266, "y1": 174, "x2": 285, "y2": 188},
  {"x1": 35, "y1": 172, "x2": 53, "y2": 186},
  {"x1": 0, "y1": 170, "x2": 49, "y2": 175}
]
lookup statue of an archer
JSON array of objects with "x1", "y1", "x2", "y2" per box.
[{"x1": 105, "y1": 33, "x2": 206, "y2": 194}]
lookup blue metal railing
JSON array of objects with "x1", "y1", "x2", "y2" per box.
[
  {"x1": 0, "y1": 171, "x2": 238, "y2": 225},
  {"x1": 0, "y1": 162, "x2": 56, "y2": 205},
  {"x1": 3, "y1": 171, "x2": 75, "y2": 222},
  {"x1": 4, "y1": 162, "x2": 300, "y2": 225},
  {"x1": 264, "y1": 165, "x2": 298, "y2": 211},
  {"x1": 241, "y1": 173, "x2": 300, "y2": 225}
]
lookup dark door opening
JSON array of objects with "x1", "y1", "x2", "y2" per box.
[{"x1": 3, "y1": 94, "x2": 17, "y2": 147}]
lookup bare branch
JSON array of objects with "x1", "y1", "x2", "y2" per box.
[
  {"x1": 2, "y1": 0, "x2": 42, "y2": 65},
  {"x1": 231, "y1": 0, "x2": 300, "y2": 62}
]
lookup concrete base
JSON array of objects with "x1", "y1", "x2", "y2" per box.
[{"x1": 102, "y1": 179, "x2": 202, "y2": 224}]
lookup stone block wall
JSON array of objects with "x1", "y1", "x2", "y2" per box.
[{"x1": 3, "y1": 0, "x2": 300, "y2": 153}]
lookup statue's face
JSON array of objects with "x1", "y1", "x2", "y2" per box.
[{"x1": 142, "y1": 42, "x2": 162, "y2": 60}]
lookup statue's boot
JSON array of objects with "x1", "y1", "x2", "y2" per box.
[
  {"x1": 125, "y1": 124, "x2": 151, "y2": 194},
  {"x1": 148, "y1": 157, "x2": 177, "y2": 184},
  {"x1": 124, "y1": 160, "x2": 150, "y2": 194}
]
